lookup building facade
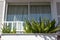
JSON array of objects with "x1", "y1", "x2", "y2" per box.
[
  {"x1": 0, "y1": 0, "x2": 60, "y2": 40},
  {"x1": 0, "y1": 0, "x2": 60, "y2": 34}
]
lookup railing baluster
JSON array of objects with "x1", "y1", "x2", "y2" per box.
[
  {"x1": 16, "y1": 22, "x2": 18, "y2": 31},
  {"x1": 11, "y1": 22, "x2": 13, "y2": 32},
  {"x1": 4, "y1": 21, "x2": 24, "y2": 33},
  {"x1": 21, "y1": 22, "x2": 23, "y2": 31},
  {"x1": 20, "y1": 22, "x2": 21, "y2": 31},
  {"x1": 7, "y1": 22, "x2": 9, "y2": 26}
]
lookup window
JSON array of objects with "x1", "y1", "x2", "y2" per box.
[{"x1": 4, "y1": 2, "x2": 51, "y2": 21}]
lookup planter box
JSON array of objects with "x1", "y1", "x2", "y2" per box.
[{"x1": 1, "y1": 33, "x2": 57, "y2": 40}]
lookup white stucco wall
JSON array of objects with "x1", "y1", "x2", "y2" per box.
[
  {"x1": 1, "y1": 34, "x2": 57, "y2": 40},
  {"x1": 0, "y1": 0, "x2": 5, "y2": 34},
  {"x1": 6, "y1": 0, "x2": 50, "y2": 3},
  {"x1": 51, "y1": 0, "x2": 60, "y2": 24}
]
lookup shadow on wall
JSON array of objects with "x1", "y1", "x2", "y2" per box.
[
  {"x1": 57, "y1": 35, "x2": 60, "y2": 40},
  {"x1": 0, "y1": 35, "x2": 1, "y2": 40},
  {"x1": 36, "y1": 34, "x2": 57, "y2": 40}
]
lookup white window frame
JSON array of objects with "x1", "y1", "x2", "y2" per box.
[{"x1": 51, "y1": 0, "x2": 58, "y2": 25}]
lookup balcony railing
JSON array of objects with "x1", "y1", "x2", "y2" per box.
[{"x1": 3, "y1": 21, "x2": 24, "y2": 33}]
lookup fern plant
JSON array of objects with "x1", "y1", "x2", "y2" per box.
[{"x1": 24, "y1": 18, "x2": 60, "y2": 33}]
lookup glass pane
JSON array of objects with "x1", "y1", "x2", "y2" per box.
[
  {"x1": 58, "y1": 17, "x2": 60, "y2": 24},
  {"x1": 7, "y1": 5, "x2": 28, "y2": 21},
  {"x1": 57, "y1": 2, "x2": 60, "y2": 15},
  {"x1": 30, "y1": 5, "x2": 51, "y2": 21}
]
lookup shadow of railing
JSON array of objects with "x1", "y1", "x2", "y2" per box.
[{"x1": 37, "y1": 34, "x2": 57, "y2": 40}]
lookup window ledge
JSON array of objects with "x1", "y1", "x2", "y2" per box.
[{"x1": 1, "y1": 33, "x2": 60, "y2": 36}]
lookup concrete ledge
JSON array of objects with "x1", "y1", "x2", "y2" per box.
[
  {"x1": 1, "y1": 33, "x2": 59, "y2": 36},
  {"x1": 1, "y1": 33, "x2": 57, "y2": 40}
]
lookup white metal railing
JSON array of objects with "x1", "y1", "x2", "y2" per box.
[{"x1": 3, "y1": 21, "x2": 24, "y2": 33}]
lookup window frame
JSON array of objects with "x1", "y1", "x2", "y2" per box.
[{"x1": 4, "y1": 2, "x2": 51, "y2": 21}]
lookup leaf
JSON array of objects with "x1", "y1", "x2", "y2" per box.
[
  {"x1": 49, "y1": 27, "x2": 60, "y2": 33},
  {"x1": 24, "y1": 20, "x2": 32, "y2": 33}
]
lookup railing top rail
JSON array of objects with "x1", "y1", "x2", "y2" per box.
[{"x1": 3, "y1": 21, "x2": 24, "y2": 23}]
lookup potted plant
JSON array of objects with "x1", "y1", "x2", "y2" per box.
[
  {"x1": 24, "y1": 18, "x2": 60, "y2": 40},
  {"x1": 2, "y1": 25, "x2": 16, "y2": 34}
]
